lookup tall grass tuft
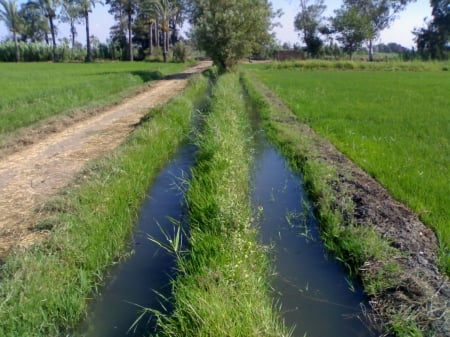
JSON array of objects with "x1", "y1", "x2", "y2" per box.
[
  {"x1": 0, "y1": 75, "x2": 208, "y2": 336},
  {"x1": 152, "y1": 73, "x2": 290, "y2": 337}
]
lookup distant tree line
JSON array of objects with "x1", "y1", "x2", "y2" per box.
[
  {"x1": 294, "y1": 0, "x2": 449, "y2": 60},
  {"x1": 0, "y1": 0, "x2": 187, "y2": 62},
  {"x1": 1, "y1": 0, "x2": 448, "y2": 64}
]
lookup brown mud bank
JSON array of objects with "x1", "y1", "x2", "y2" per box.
[
  {"x1": 246, "y1": 77, "x2": 449, "y2": 336},
  {"x1": 0, "y1": 62, "x2": 212, "y2": 261}
]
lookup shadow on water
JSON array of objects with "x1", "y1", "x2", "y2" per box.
[
  {"x1": 248, "y1": 102, "x2": 379, "y2": 337},
  {"x1": 74, "y1": 144, "x2": 196, "y2": 337}
]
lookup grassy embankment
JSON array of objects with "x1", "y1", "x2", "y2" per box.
[
  {"x1": 0, "y1": 62, "x2": 186, "y2": 138},
  {"x1": 0, "y1": 74, "x2": 208, "y2": 337},
  {"x1": 151, "y1": 72, "x2": 290, "y2": 337},
  {"x1": 244, "y1": 61, "x2": 450, "y2": 275}
]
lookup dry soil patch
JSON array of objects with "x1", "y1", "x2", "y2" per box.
[{"x1": 0, "y1": 61, "x2": 211, "y2": 259}]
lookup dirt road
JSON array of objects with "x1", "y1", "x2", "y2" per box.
[{"x1": 0, "y1": 61, "x2": 211, "y2": 260}]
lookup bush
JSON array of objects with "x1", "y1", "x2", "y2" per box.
[{"x1": 172, "y1": 42, "x2": 192, "y2": 63}]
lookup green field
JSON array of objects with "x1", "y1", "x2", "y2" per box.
[
  {"x1": 246, "y1": 63, "x2": 450, "y2": 272},
  {"x1": 0, "y1": 62, "x2": 186, "y2": 136}
]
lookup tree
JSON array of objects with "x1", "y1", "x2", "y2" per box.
[
  {"x1": 294, "y1": 0, "x2": 326, "y2": 57},
  {"x1": 28, "y1": 0, "x2": 60, "y2": 61},
  {"x1": 107, "y1": 0, "x2": 138, "y2": 61},
  {"x1": 342, "y1": 0, "x2": 415, "y2": 61},
  {"x1": 144, "y1": 0, "x2": 180, "y2": 62},
  {"x1": 60, "y1": 0, "x2": 82, "y2": 49},
  {"x1": 414, "y1": 0, "x2": 449, "y2": 59},
  {"x1": 190, "y1": 0, "x2": 277, "y2": 72},
  {"x1": 79, "y1": 0, "x2": 102, "y2": 62},
  {"x1": 19, "y1": 1, "x2": 49, "y2": 42},
  {"x1": 0, "y1": 0, "x2": 22, "y2": 61},
  {"x1": 332, "y1": 5, "x2": 370, "y2": 60}
]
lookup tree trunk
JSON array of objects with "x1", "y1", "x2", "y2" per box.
[
  {"x1": 49, "y1": 16, "x2": 57, "y2": 62},
  {"x1": 13, "y1": 31, "x2": 19, "y2": 62},
  {"x1": 148, "y1": 22, "x2": 153, "y2": 56},
  {"x1": 128, "y1": 12, "x2": 133, "y2": 61},
  {"x1": 85, "y1": 11, "x2": 92, "y2": 62},
  {"x1": 368, "y1": 39, "x2": 374, "y2": 62},
  {"x1": 71, "y1": 20, "x2": 76, "y2": 50},
  {"x1": 156, "y1": 18, "x2": 159, "y2": 48},
  {"x1": 163, "y1": 29, "x2": 167, "y2": 62}
]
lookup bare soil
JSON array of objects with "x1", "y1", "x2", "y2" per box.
[
  {"x1": 0, "y1": 61, "x2": 211, "y2": 260},
  {"x1": 257, "y1": 84, "x2": 449, "y2": 336}
]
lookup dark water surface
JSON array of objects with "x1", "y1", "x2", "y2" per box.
[
  {"x1": 74, "y1": 144, "x2": 196, "y2": 337},
  {"x1": 251, "y1": 127, "x2": 376, "y2": 337}
]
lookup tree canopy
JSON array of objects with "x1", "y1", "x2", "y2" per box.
[
  {"x1": 294, "y1": 0, "x2": 326, "y2": 58},
  {"x1": 414, "y1": 0, "x2": 449, "y2": 59},
  {"x1": 189, "y1": 0, "x2": 278, "y2": 71}
]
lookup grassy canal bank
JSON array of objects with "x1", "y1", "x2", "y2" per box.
[{"x1": 0, "y1": 74, "x2": 208, "y2": 336}]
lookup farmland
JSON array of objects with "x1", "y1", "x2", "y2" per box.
[
  {"x1": 0, "y1": 62, "x2": 186, "y2": 136},
  {"x1": 0, "y1": 61, "x2": 448, "y2": 337},
  {"x1": 245, "y1": 62, "x2": 450, "y2": 274}
]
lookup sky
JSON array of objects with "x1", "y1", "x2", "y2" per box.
[{"x1": 0, "y1": 0, "x2": 433, "y2": 49}]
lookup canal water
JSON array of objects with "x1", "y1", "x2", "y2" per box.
[
  {"x1": 250, "y1": 123, "x2": 377, "y2": 336},
  {"x1": 75, "y1": 102, "x2": 377, "y2": 336},
  {"x1": 74, "y1": 144, "x2": 197, "y2": 337}
]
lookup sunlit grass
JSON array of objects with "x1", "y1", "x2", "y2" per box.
[
  {"x1": 0, "y1": 62, "x2": 186, "y2": 135},
  {"x1": 245, "y1": 63, "x2": 450, "y2": 274}
]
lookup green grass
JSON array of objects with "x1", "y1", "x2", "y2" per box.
[
  {"x1": 245, "y1": 63, "x2": 450, "y2": 274},
  {"x1": 152, "y1": 72, "x2": 290, "y2": 337},
  {"x1": 0, "y1": 74, "x2": 208, "y2": 337},
  {"x1": 0, "y1": 62, "x2": 186, "y2": 136}
]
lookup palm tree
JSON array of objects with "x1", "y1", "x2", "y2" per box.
[
  {"x1": 107, "y1": 0, "x2": 137, "y2": 61},
  {"x1": 27, "y1": 0, "x2": 59, "y2": 61},
  {"x1": 61, "y1": 0, "x2": 82, "y2": 49},
  {"x1": 147, "y1": 0, "x2": 178, "y2": 62},
  {"x1": 0, "y1": 0, "x2": 22, "y2": 62},
  {"x1": 78, "y1": 0, "x2": 102, "y2": 62}
]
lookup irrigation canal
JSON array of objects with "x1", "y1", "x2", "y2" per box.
[
  {"x1": 75, "y1": 116, "x2": 377, "y2": 337},
  {"x1": 251, "y1": 130, "x2": 376, "y2": 337},
  {"x1": 75, "y1": 144, "x2": 197, "y2": 337}
]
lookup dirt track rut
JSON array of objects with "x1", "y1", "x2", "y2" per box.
[{"x1": 0, "y1": 62, "x2": 211, "y2": 259}]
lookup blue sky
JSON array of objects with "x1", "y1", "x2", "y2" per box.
[{"x1": 1, "y1": 0, "x2": 432, "y2": 48}]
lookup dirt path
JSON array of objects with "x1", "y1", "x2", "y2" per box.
[{"x1": 0, "y1": 61, "x2": 211, "y2": 260}]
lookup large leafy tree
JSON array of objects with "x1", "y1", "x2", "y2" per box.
[
  {"x1": 190, "y1": 0, "x2": 277, "y2": 72},
  {"x1": 340, "y1": 0, "x2": 415, "y2": 61},
  {"x1": 78, "y1": 0, "x2": 102, "y2": 62},
  {"x1": 414, "y1": 0, "x2": 449, "y2": 59},
  {"x1": 332, "y1": 4, "x2": 371, "y2": 60},
  {"x1": 0, "y1": 0, "x2": 22, "y2": 61},
  {"x1": 294, "y1": 0, "x2": 326, "y2": 57}
]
